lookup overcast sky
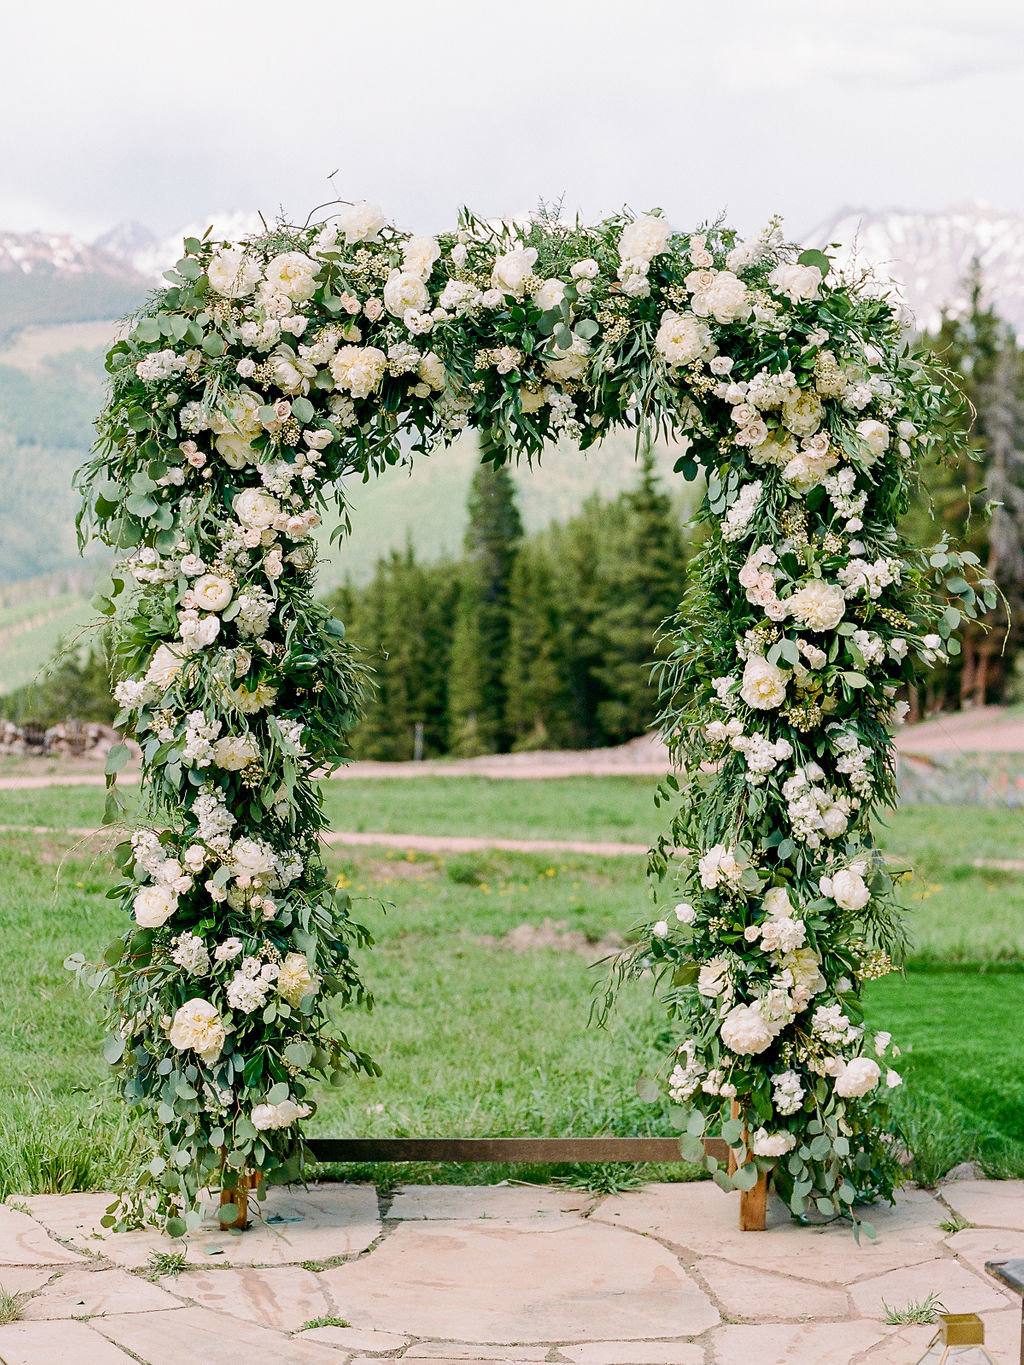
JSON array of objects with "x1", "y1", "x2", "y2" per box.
[{"x1": 6, "y1": 0, "x2": 1024, "y2": 243}]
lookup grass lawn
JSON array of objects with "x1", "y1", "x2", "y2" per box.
[{"x1": 0, "y1": 776, "x2": 1020, "y2": 1197}]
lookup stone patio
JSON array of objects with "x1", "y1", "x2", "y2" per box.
[{"x1": 0, "y1": 1178, "x2": 1021, "y2": 1363}]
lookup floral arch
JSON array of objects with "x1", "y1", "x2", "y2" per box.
[{"x1": 76, "y1": 202, "x2": 991, "y2": 1236}]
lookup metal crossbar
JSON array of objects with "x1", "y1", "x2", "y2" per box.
[{"x1": 308, "y1": 1136, "x2": 730, "y2": 1164}]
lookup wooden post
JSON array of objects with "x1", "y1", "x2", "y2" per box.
[
  {"x1": 219, "y1": 1170, "x2": 251, "y2": 1231},
  {"x1": 728, "y1": 1099, "x2": 768, "y2": 1232}
]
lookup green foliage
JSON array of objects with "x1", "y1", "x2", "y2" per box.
[
  {"x1": 0, "y1": 637, "x2": 116, "y2": 726},
  {"x1": 881, "y1": 1293, "x2": 943, "y2": 1325}
]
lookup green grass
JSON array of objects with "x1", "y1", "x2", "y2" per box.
[
  {"x1": 0, "y1": 784, "x2": 1021, "y2": 1198},
  {"x1": 0, "y1": 594, "x2": 95, "y2": 695}
]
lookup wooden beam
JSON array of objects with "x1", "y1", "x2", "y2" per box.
[{"x1": 308, "y1": 1136, "x2": 731, "y2": 1165}]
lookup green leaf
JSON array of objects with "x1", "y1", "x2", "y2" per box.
[
  {"x1": 203, "y1": 331, "x2": 227, "y2": 357},
  {"x1": 574, "y1": 318, "x2": 599, "y2": 340},
  {"x1": 686, "y1": 1109, "x2": 706, "y2": 1137},
  {"x1": 721, "y1": 1118, "x2": 744, "y2": 1146},
  {"x1": 842, "y1": 671, "x2": 869, "y2": 689},
  {"x1": 732, "y1": 1162, "x2": 760, "y2": 1191},
  {"x1": 291, "y1": 396, "x2": 314, "y2": 423},
  {"x1": 125, "y1": 492, "x2": 158, "y2": 518},
  {"x1": 797, "y1": 248, "x2": 831, "y2": 276},
  {"x1": 635, "y1": 1076, "x2": 661, "y2": 1104},
  {"x1": 166, "y1": 1216, "x2": 187, "y2": 1238},
  {"x1": 105, "y1": 743, "x2": 130, "y2": 776},
  {"x1": 134, "y1": 318, "x2": 162, "y2": 343},
  {"x1": 553, "y1": 323, "x2": 573, "y2": 350},
  {"x1": 102, "y1": 1033, "x2": 125, "y2": 1064},
  {"x1": 679, "y1": 1133, "x2": 705, "y2": 1162},
  {"x1": 267, "y1": 1081, "x2": 290, "y2": 1105}
]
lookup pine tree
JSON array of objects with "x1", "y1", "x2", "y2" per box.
[
  {"x1": 505, "y1": 541, "x2": 571, "y2": 749},
  {"x1": 447, "y1": 437, "x2": 523, "y2": 753}
]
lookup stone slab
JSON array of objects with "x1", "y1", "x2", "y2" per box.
[
  {"x1": 163, "y1": 1264, "x2": 332, "y2": 1331},
  {"x1": 695, "y1": 1255, "x2": 850, "y2": 1321},
  {"x1": 19, "y1": 1264, "x2": 181, "y2": 1319},
  {"x1": 22, "y1": 1184, "x2": 381, "y2": 1268},
  {"x1": 388, "y1": 1184, "x2": 592, "y2": 1221},
  {"x1": 946, "y1": 1225, "x2": 1024, "y2": 1279},
  {"x1": 323, "y1": 1218, "x2": 719, "y2": 1342},
  {"x1": 403, "y1": 1347, "x2": 552, "y2": 1360},
  {"x1": 594, "y1": 1182, "x2": 947, "y2": 1281},
  {"x1": 848, "y1": 1256, "x2": 1012, "y2": 1320},
  {"x1": 941, "y1": 1178, "x2": 1024, "y2": 1231},
  {"x1": 0, "y1": 1204, "x2": 86, "y2": 1265},
  {"x1": 0, "y1": 1266, "x2": 55, "y2": 1297},
  {"x1": 0, "y1": 1318, "x2": 136, "y2": 1364},
  {"x1": 349, "y1": 1360, "x2": 542, "y2": 1365},
  {"x1": 852, "y1": 1323, "x2": 935, "y2": 1362},
  {"x1": 710, "y1": 1319, "x2": 887, "y2": 1364},
  {"x1": 300, "y1": 1323, "x2": 412, "y2": 1351},
  {"x1": 562, "y1": 1342, "x2": 705, "y2": 1364},
  {"x1": 91, "y1": 1304, "x2": 357, "y2": 1363}
]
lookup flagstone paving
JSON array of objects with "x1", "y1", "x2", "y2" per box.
[{"x1": 0, "y1": 1178, "x2": 1021, "y2": 1363}]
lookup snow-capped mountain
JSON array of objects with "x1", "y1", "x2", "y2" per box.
[
  {"x1": 805, "y1": 202, "x2": 1024, "y2": 336},
  {"x1": 99, "y1": 211, "x2": 267, "y2": 281},
  {"x1": 0, "y1": 229, "x2": 142, "y2": 280}
]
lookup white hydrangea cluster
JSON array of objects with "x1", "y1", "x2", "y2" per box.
[
  {"x1": 192, "y1": 789, "x2": 236, "y2": 846},
  {"x1": 182, "y1": 711, "x2": 222, "y2": 767},
  {"x1": 721, "y1": 480, "x2": 763, "y2": 542},
  {"x1": 839, "y1": 556, "x2": 901, "y2": 599},
  {"x1": 171, "y1": 932, "x2": 211, "y2": 975},
  {"x1": 830, "y1": 728, "x2": 874, "y2": 797},
  {"x1": 781, "y1": 766, "x2": 855, "y2": 846},
  {"x1": 730, "y1": 731, "x2": 794, "y2": 782},
  {"x1": 668, "y1": 1039, "x2": 703, "y2": 1101},
  {"x1": 811, "y1": 1004, "x2": 862, "y2": 1047},
  {"x1": 771, "y1": 1069, "x2": 805, "y2": 1116},
  {"x1": 697, "y1": 844, "x2": 744, "y2": 890}
]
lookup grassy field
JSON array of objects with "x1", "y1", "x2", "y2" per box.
[{"x1": 0, "y1": 775, "x2": 1020, "y2": 1199}]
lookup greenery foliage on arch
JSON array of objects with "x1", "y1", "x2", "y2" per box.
[{"x1": 76, "y1": 201, "x2": 994, "y2": 1234}]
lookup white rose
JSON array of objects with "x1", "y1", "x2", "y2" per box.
[
  {"x1": 531, "y1": 278, "x2": 566, "y2": 311},
  {"x1": 897, "y1": 420, "x2": 917, "y2": 440},
  {"x1": 383, "y1": 269, "x2": 430, "y2": 318},
  {"x1": 330, "y1": 345, "x2": 388, "y2": 398},
  {"x1": 762, "y1": 886, "x2": 794, "y2": 918},
  {"x1": 654, "y1": 310, "x2": 714, "y2": 367},
  {"x1": 828, "y1": 867, "x2": 870, "y2": 911},
  {"x1": 751, "y1": 1128, "x2": 797, "y2": 1157},
  {"x1": 402, "y1": 234, "x2": 440, "y2": 278},
  {"x1": 740, "y1": 656, "x2": 788, "y2": 710},
  {"x1": 856, "y1": 419, "x2": 890, "y2": 461},
  {"x1": 167, "y1": 998, "x2": 227, "y2": 1064},
  {"x1": 263, "y1": 252, "x2": 319, "y2": 303},
  {"x1": 133, "y1": 883, "x2": 178, "y2": 928},
  {"x1": 782, "y1": 390, "x2": 823, "y2": 437},
  {"x1": 692, "y1": 271, "x2": 750, "y2": 324},
  {"x1": 543, "y1": 335, "x2": 590, "y2": 383},
  {"x1": 698, "y1": 959, "x2": 731, "y2": 997},
  {"x1": 337, "y1": 201, "x2": 388, "y2": 245},
  {"x1": 146, "y1": 643, "x2": 187, "y2": 690},
  {"x1": 570, "y1": 258, "x2": 599, "y2": 279},
  {"x1": 233, "y1": 488, "x2": 281, "y2": 530},
  {"x1": 213, "y1": 432, "x2": 252, "y2": 469},
  {"x1": 768, "y1": 262, "x2": 823, "y2": 304},
  {"x1": 230, "y1": 837, "x2": 276, "y2": 879},
  {"x1": 193, "y1": 574, "x2": 234, "y2": 613},
  {"x1": 787, "y1": 579, "x2": 846, "y2": 631},
  {"x1": 834, "y1": 1056, "x2": 881, "y2": 1098},
  {"x1": 720, "y1": 1002, "x2": 774, "y2": 1056},
  {"x1": 417, "y1": 351, "x2": 447, "y2": 392},
  {"x1": 206, "y1": 247, "x2": 262, "y2": 299},
  {"x1": 251, "y1": 1098, "x2": 312, "y2": 1130},
  {"x1": 491, "y1": 247, "x2": 538, "y2": 297},
  {"x1": 209, "y1": 390, "x2": 262, "y2": 439},
  {"x1": 674, "y1": 901, "x2": 696, "y2": 924},
  {"x1": 618, "y1": 215, "x2": 672, "y2": 263},
  {"x1": 212, "y1": 735, "x2": 260, "y2": 771}
]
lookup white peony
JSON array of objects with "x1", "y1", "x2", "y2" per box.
[
  {"x1": 193, "y1": 574, "x2": 234, "y2": 613},
  {"x1": 491, "y1": 247, "x2": 538, "y2": 297},
  {"x1": 781, "y1": 390, "x2": 823, "y2": 438},
  {"x1": 212, "y1": 735, "x2": 260, "y2": 771},
  {"x1": 570, "y1": 258, "x2": 600, "y2": 279},
  {"x1": 330, "y1": 345, "x2": 388, "y2": 398},
  {"x1": 762, "y1": 886, "x2": 794, "y2": 918},
  {"x1": 146, "y1": 643, "x2": 187, "y2": 689},
  {"x1": 417, "y1": 351, "x2": 447, "y2": 392},
  {"x1": 277, "y1": 951, "x2": 320, "y2": 1007},
  {"x1": 824, "y1": 867, "x2": 871, "y2": 911},
  {"x1": 720, "y1": 1002, "x2": 774, "y2": 1056},
  {"x1": 167, "y1": 998, "x2": 227, "y2": 1064},
  {"x1": 263, "y1": 252, "x2": 319, "y2": 303},
  {"x1": 251, "y1": 1098, "x2": 312, "y2": 1130},
  {"x1": 751, "y1": 1128, "x2": 797, "y2": 1157},
  {"x1": 618, "y1": 215, "x2": 672, "y2": 263},
  {"x1": 383, "y1": 269, "x2": 430, "y2": 318},
  {"x1": 856, "y1": 419, "x2": 890, "y2": 461},
  {"x1": 674, "y1": 901, "x2": 696, "y2": 923},
  {"x1": 768, "y1": 262, "x2": 823, "y2": 304},
  {"x1": 402, "y1": 234, "x2": 441, "y2": 278},
  {"x1": 337, "y1": 201, "x2": 388, "y2": 245},
  {"x1": 233, "y1": 488, "x2": 281, "y2": 530},
  {"x1": 787, "y1": 580, "x2": 845, "y2": 631},
  {"x1": 207, "y1": 247, "x2": 262, "y2": 299},
  {"x1": 133, "y1": 883, "x2": 178, "y2": 928},
  {"x1": 697, "y1": 959, "x2": 731, "y2": 997},
  {"x1": 543, "y1": 335, "x2": 590, "y2": 383},
  {"x1": 654, "y1": 310, "x2": 713, "y2": 367},
  {"x1": 229, "y1": 836, "x2": 276, "y2": 881},
  {"x1": 214, "y1": 432, "x2": 254, "y2": 469},
  {"x1": 740, "y1": 656, "x2": 788, "y2": 710},
  {"x1": 210, "y1": 389, "x2": 262, "y2": 439},
  {"x1": 691, "y1": 270, "x2": 750, "y2": 324},
  {"x1": 834, "y1": 1056, "x2": 881, "y2": 1098},
  {"x1": 531, "y1": 278, "x2": 566, "y2": 311}
]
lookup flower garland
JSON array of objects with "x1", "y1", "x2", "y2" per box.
[{"x1": 76, "y1": 201, "x2": 991, "y2": 1234}]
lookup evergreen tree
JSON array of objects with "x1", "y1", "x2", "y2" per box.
[
  {"x1": 448, "y1": 437, "x2": 523, "y2": 753},
  {"x1": 505, "y1": 541, "x2": 571, "y2": 749}
]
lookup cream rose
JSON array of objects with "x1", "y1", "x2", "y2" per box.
[
  {"x1": 720, "y1": 1002, "x2": 774, "y2": 1056},
  {"x1": 214, "y1": 432, "x2": 254, "y2": 469},
  {"x1": 383, "y1": 269, "x2": 430, "y2": 318},
  {"x1": 417, "y1": 351, "x2": 447, "y2": 392},
  {"x1": 618, "y1": 214, "x2": 672, "y2": 263},
  {"x1": 402, "y1": 234, "x2": 441, "y2": 278},
  {"x1": 206, "y1": 247, "x2": 262, "y2": 299},
  {"x1": 856, "y1": 419, "x2": 890, "y2": 461},
  {"x1": 263, "y1": 252, "x2": 319, "y2": 303},
  {"x1": 277, "y1": 951, "x2": 320, "y2": 1008},
  {"x1": 543, "y1": 336, "x2": 590, "y2": 382},
  {"x1": 654, "y1": 310, "x2": 713, "y2": 367},
  {"x1": 193, "y1": 574, "x2": 234, "y2": 613},
  {"x1": 251, "y1": 1098, "x2": 312, "y2": 1130},
  {"x1": 834, "y1": 1056, "x2": 881, "y2": 1098},
  {"x1": 212, "y1": 735, "x2": 260, "y2": 771},
  {"x1": 768, "y1": 262, "x2": 823, "y2": 304},
  {"x1": 233, "y1": 681, "x2": 277, "y2": 714},
  {"x1": 697, "y1": 959, "x2": 731, "y2": 998},
  {"x1": 781, "y1": 390, "x2": 823, "y2": 437},
  {"x1": 691, "y1": 270, "x2": 750, "y2": 324},
  {"x1": 787, "y1": 580, "x2": 845, "y2": 631},
  {"x1": 330, "y1": 345, "x2": 387, "y2": 398},
  {"x1": 146, "y1": 643, "x2": 187, "y2": 690},
  {"x1": 233, "y1": 488, "x2": 281, "y2": 530},
  {"x1": 133, "y1": 883, "x2": 178, "y2": 928},
  {"x1": 209, "y1": 390, "x2": 262, "y2": 439},
  {"x1": 167, "y1": 998, "x2": 227, "y2": 1064},
  {"x1": 491, "y1": 247, "x2": 538, "y2": 297},
  {"x1": 337, "y1": 201, "x2": 388, "y2": 245},
  {"x1": 824, "y1": 867, "x2": 870, "y2": 911},
  {"x1": 531, "y1": 278, "x2": 566, "y2": 311},
  {"x1": 740, "y1": 656, "x2": 788, "y2": 710}
]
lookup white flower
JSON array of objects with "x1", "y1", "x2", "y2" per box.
[
  {"x1": 230, "y1": 836, "x2": 276, "y2": 881},
  {"x1": 674, "y1": 901, "x2": 696, "y2": 924},
  {"x1": 251, "y1": 1098, "x2": 312, "y2": 1130},
  {"x1": 824, "y1": 867, "x2": 871, "y2": 911},
  {"x1": 720, "y1": 1003, "x2": 774, "y2": 1056},
  {"x1": 570, "y1": 258, "x2": 599, "y2": 279},
  {"x1": 618, "y1": 214, "x2": 672, "y2": 263},
  {"x1": 233, "y1": 681, "x2": 277, "y2": 713},
  {"x1": 751, "y1": 1128, "x2": 797, "y2": 1157},
  {"x1": 834, "y1": 1056, "x2": 881, "y2": 1098},
  {"x1": 214, "y1": 937, "x2": 244, "y2": 962},
  {"x1": 417, "y1": 351, "x2": 447, "y2": 392},
  {"x1": 651, "y1": 919, "x2": 670, "y2": 939},
  {"x1": 781, "y1": 390, "x2": 823, "y2": 438},
  {"x1": 402, "y1": 234, "x2": 440, "y2": 277},
  {"x1": 654, "y1": 310, "x2": 713, "y2": 367},
  {"x1": 264, "y1": 251, "x2": 319, "y2": 303},
  {"x1": 787, "y1": 580, "x2": 845, "y2": 632},
  {"x1": 771, "y1": 1069, "x2": 805, "y2": 1116},
  {"x1": 193, "y1": 574, "x2": 234, "y2": 613},
  {"x1": 856, "y1": 419, "x2": 890, "y2": 461},
  {"x1": 171, "y1": 932, "x2": 210, "y2": 976},
  {"x1": 491, "y1": 247, "x2": 538, "y2": 297},
  {"x1": 337, "y1": 201, "x2": 388, "y2": 245},
  {"x1": 234, "y1": 488, "x2": 281, "y2": 530},
  {"x1": 167, "y1": 998, "x2": 226, "y2": 1063},
  {"x1": 531, "y1": 278, "x2": 566, "y2": 311},
  {"x1": 740, "y1": 656, "x2": 788, "y2": 710},
  {"x1": 698, "y1": 959, "x2": 731, "y2": 997},
  {"x1": 543, "y1": 335, "x2": 590, "y2": 383},
  {"x1": 212, "y1": 735, "x2": 260, "y2": 771},
  {"x1": 768, "y1": 262, "x2": 823, "y2": 304},
  {"x1": 691, "y1": 270, "x2": 750, "y2": 324},
  {"x1": 383, "y1": 269, "x2": 430, "y2": 318},
  {"x1": 885, "y1": 1069, "x2": 903, "y2": 1089},
  {"x1": 146, "y1": 643, "x2": 187, "y2": 690},
  {"x1": 330, "y1": 345, "x2": 387, "y2": 398},
  {"x1": 698, "y1": 843, "x2": 743, "y2": 889},
  {"x1": 277, "y1": 952, "x2": 320, "y2": 1007},
  {"x1": 133, "y1": 883, "x2": 178, "y2": 928},
  {"x1": 873, "y1": 1031, "x2": 892, "y2": 1056},
  {"x1": 207, "y1": 247, "x2": 262, "y2": 298}
]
